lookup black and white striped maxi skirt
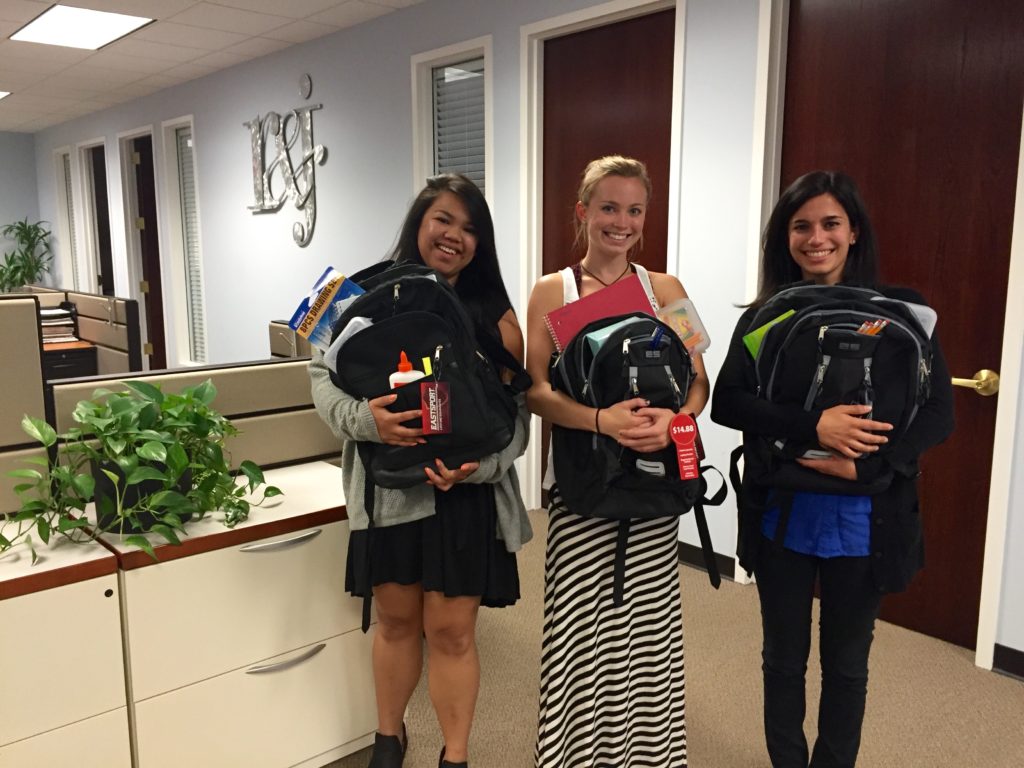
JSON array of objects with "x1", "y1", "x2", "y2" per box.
[{"x1": 535, "y1": 499, "x2": 687, "y2": 767}]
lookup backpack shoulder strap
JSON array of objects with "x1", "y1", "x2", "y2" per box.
[
  {"x1": 559, "y1": 266, "x2": 579, "y2": 304},
  {"x1": 632, "y1": 263, "x2": 659, "y2": 310}
]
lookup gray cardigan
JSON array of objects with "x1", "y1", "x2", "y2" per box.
[{"x1": 308, "y1": 351, "x2": 533, "y2": 553}]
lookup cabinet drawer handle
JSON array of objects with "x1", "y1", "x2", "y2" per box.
[
  {"x1": 239, "y1": 528, "x2": 322, "y2": 552},
  {"x1": 245, "y1": 643, "x2": 327, "y2": 675}
]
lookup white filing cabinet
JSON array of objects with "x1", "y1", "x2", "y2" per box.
[
  {"x1": 102, "y1": 461, "x2": 376, "y2": 768},
  {"x1": 0, "y1": 538, "x2": 131, "y2": 767}
]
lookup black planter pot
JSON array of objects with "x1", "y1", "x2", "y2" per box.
[{"x1": 92, "y1": 461, "x2": 193, "y2": 533}]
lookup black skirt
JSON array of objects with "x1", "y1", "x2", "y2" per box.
[{"x1": 345, "y1": 482, "x2": 520, "y2": 607}]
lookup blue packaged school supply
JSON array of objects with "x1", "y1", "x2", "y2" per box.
[{"x1": 289, "y1": 267, "x2": 364, "y2": 350}]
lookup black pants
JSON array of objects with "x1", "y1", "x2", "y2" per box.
[{"x1": 755, "y1": 538, "x2": 882, "y2": 768}]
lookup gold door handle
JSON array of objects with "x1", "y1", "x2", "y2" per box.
[{"x1": 951, "y1": 369, "x2": 999, "y2": 396}]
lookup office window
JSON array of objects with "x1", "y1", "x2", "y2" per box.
[
  {"x1": 432, "y1": 57, "x2": 485, "y2": 193},
  {"x1": 58, "y1": 152, "x2": 81, "y2": 289},
  {"x1": 175, "y1": 126, "x2": 207, "y2": 363}
]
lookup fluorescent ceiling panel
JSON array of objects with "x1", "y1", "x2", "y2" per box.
[
  {"x1": 11, "y1": 5, "x2": 152, "y2": 50},
  {"x1": 0, "y1": 92, "x2": 9, "y2": 100}
]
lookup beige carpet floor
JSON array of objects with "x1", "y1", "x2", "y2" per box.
[{"x1": 328, "y1": 509, "x2": 1024, "y2": 767}]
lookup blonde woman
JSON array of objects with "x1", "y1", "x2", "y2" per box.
[{"x1": 526, "y1": 156, "x2": 709, "y2": 767}]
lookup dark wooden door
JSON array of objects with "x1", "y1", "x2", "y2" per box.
[
  {"x1": 540, "y1": 9, "x2": 676, "y2": 484},
  {"x1": 782, "y1": 0, "x2": 1024, "y2": 648},
  {"x1": 132, "y1": 136, "x2": 166, "y2": 370},
  {"x1": 88, "y1": 146, "x2": 115, "y2": 296},
  {"x1": 542, "y1": 9, "x2": 675, "y2": 274}
]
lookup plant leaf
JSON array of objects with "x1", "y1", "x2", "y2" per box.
[
  {"x1": 71, "y1": 473, "x2": 95, "y2": 499},
  {"x1": 263, "y1": 486, "x2": 283, "y2": 498},
  {"x1": 138, "y1": 441, "x2": 167, "y2": 463},
  {"x1": 125, "y1": 466, "x2": 166, "y2": 485},
  {"x1": 124, "y1": 380, "x2": 165, "y2": 403},
  {"x1": 7, "y1": 468, "x2": 43, "y2": 480},
  {"x1": 20, "y1": 416, "x2": 56, "y2": 447},
  {"x1": 150, "y1": 524, "x2": 181, "y2": 546},
  {"x1": 124, "y1": 535, "x2": 157, "y2": 560},
  {"x1": 36, "y1": 517, "x2": 51, "y2": 544},
  {"x1": 238, "y1": 460, "x2": 265, "y2": 486},
  {"x1": 191, "y1": 379, "x2": 217, "y2": 405}
]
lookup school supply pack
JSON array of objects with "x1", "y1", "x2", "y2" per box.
[
  {"x1": 288, "y1": 267, "x2": 364, "y2": 350},
  {"x1": 328, "y1": 260, "x2": 530, "y2": 490},
  {"x1": 549, "y1": 310, "x2": 726, "y2": 598},
  {"x1": 740, "y1": 282, "x2": 935, "y2": 495}
]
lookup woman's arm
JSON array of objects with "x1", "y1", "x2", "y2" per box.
[{"x1": 309, "y1": 350, "x2": 424, "y2": 447}]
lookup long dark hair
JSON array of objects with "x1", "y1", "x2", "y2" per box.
[
  {"x1": 751, "y1": 170, "x2": 880, "y2": 307},
  {"x1": 390, "y1": 174, "x2": 512, "y2": 335}
]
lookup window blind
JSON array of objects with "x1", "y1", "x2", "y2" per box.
[
  {"x1": 176, "y1": 127, "x2": 207, "y2": 363},
  {"x1": 61, "y1": 153, "x2": 80, "y2": 290},
  {"x1": 432, "y1": 57, "x2": 485, "y2": 193}
]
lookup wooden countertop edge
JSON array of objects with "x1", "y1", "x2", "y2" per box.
[
  {"x1": 105, "y1": 504, "x2": 348, "y2": 570},
  {"x1": 0, "y1": 556, "x2": 117, "y2": 601}
]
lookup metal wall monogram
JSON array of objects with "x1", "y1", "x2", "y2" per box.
[{"x1": 244, "y1": 74, "x2": 326, "y2": 247}]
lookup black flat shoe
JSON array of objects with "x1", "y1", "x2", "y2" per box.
[
  {"x1": 368, "y1": 723, "x2": 407, "y2": 768},
  {"x1": 438, "y1": 745, "x2": 468, "y2": 768}
]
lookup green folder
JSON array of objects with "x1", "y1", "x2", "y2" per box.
[{"x1": 742, "y1": 309, "x2": 795, "y2": 359}]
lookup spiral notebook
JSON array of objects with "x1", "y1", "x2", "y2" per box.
[{"x1": 544, "y1": 274, "x2": 657, "y2": 352}]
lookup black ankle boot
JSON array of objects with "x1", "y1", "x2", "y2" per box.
[
  {"x1": 438, "y1": 745, "x2": 468, "y2": 768},
  {"x1": 368, "y1": 724, "x2": 407, "y2": 768}
]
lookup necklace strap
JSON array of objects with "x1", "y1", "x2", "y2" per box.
[{"x1": 579, "y1": 260, "x2": 632, "y2": 287}]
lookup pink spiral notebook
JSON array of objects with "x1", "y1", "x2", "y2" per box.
[{"x1": 544, "y1": 274, "x2": 657, "y2": 352}]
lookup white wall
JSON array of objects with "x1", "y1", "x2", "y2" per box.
[
  {"x1": 997, "y1": 341, "x2": 1024, "y2": 654},
  {"x1": 0, "y1": 131, "x2": 39, "y2": 230}
]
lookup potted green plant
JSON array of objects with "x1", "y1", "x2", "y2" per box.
[
  {"x1": 1, "y1": 379, "x2": 281, "y2": 561},
  {"x1": 0, "y1": 218, "x2": 53, "y2": 293}
]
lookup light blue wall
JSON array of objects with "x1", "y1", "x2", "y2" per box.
[{"x1": 0, "y1": 131, "x2": 39, "y2": 230}]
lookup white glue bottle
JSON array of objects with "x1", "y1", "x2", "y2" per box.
[{"x1": 388, "y1": 350, "x2": 426, "y2": 389}]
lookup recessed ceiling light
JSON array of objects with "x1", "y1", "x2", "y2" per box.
[{"x1": 11, "y1": 5, "x2": 153, "y2": 50}]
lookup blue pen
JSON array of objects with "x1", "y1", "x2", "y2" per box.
[{"x1": 650, "y1": 326, "x2": 665, "y2": 349}]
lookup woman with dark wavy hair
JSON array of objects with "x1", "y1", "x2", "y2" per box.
[
  {"x1": 712, "y1": 170, "x2": 953, "y2": 767},
  {"x1": 310, "y1": 174, "x2": 530, "y2": 768}
]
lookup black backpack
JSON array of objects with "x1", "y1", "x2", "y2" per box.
[
  {"x1": 329, "y1": 261, "x2": 529, "y2": 489},
  {"x1": 740, "y1": 282, "x2": 934, "y2": 496},
  {"x1": 549, "y1": 311, "x2": 726, "y2": 597}
]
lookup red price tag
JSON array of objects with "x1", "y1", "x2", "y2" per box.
[{"x1": 669, "y1": 412, "x2": 700, "y2": 480}]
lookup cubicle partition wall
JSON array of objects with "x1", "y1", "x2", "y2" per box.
[
  {"x1": 0, "y1": 297, "x2": 49, "y2": 514},
  {"x1": 49, "y1": 358, "x2": 341, "y2": 470},
  {"x1": 65, "y1": 292, "x2": 142, "y2": 374},
  {"x1": 268, "y1": 320, "x2": 312, "y2": 358}
]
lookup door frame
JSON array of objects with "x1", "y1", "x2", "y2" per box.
[
  {"x1": 518, "y1": 0, "x2": 678, "y2": 513},
  {"x1": 117, "y1": 126, "x2": 162, "y2": 370},
  {"x1": 761, "y1": 1, "x2": 1023, "y2": 671},
  {"x1": 974, "y1": 106, "x2": 1024, "y2": 670}
]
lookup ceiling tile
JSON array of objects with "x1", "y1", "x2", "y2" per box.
[
  {"x1": 105, "y1": 37, "x2": 207, "y2": 63},
  {"x1": 0, "y1": 69, "x2": 48, "y2": 91},
  {"x1": 0, "y1": 92, "x2": 82, "y2": 114},
  {"x1": 262, "y1": 19, "x2": 340, "y2": 44},
  {"x1": 0, "y1": 40, "x2": 93, "y2": 67},
  {"x1": 309, "y1": 0, "x2": 391, "y2": 28},
  {"x1": 163, "y1": 60, "x2": 220, "y2": 79},
  {"x1": 193, "y1": 50, "x2": 251, "y2": 69},
  {"x1": 367, "y1": 0, "x2": 423, "y2": 8},
  {"x1": 131, "y1": 21, "x2": 249, "y2": 50},
  {"x1": 166, "y1": 2, "x2": 293, "y2": 36},
  {"x1": 211, "y1": 0, "x2": 345, "y2": 20},
  {"x1": 85, "y1": 50, "x2": 178, "y2": 75},
  {"x1": 56, "y1": 65, "x2": 149, "y2": 89},
  {"x1": 227, "y1": 36, "x2": 293, "y2": 58},
  {"x1": 0, "y1": 1, "x2": 50, "y2": 24},
  {"x1": 65, "y1": 1, "x2": 200, "y2": 18},
  {"x1": 23, "y1": 79, "x2": 110, "y2": 99}
]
